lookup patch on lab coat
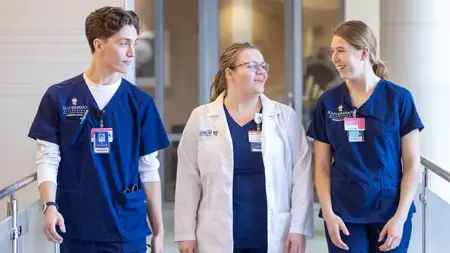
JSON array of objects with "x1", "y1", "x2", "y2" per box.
[{"x1": 199, "y1": 129, "x2": 218, "y2": 136}]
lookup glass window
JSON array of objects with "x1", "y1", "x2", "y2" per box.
[
  {"x1": 219, "y1": 0, "x2": 286, "y2": 103},
  {"x1": 135, "y1": 0, "x2": 199, "y2": 202}
]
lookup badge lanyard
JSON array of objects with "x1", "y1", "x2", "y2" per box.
[
  {"x1": 249, "y1": 113, "x2": 263, "y2": 152},
  {"x1": 344, "y1": 109, "x2": 365, "y2": 143},
  {"x1": 90, "y1": 109, "x2": 113, "y2": 154}
]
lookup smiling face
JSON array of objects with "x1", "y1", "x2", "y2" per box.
[
  {"x1": 94, "y1": 25, "x2": 138, "y2": 74},
  {"x1": 226, "y1": 48, "x2": 269, "y2": 96},
  {"x1": 330, "y1": 35, "x2": 369, "y2": 81}
]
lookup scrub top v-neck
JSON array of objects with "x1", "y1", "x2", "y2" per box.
[{"x1": 224, "y1": 105, "x2": 268, "y2": 249}]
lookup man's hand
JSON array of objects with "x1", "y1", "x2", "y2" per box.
[{"x1": 43, "y1": 206, "x2": 65, "y2": 244}]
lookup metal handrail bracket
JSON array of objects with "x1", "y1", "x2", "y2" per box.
[
  {"x1": 419, "y1": 156, "x2": 450, "y2": 253},
  {"x1": 0, "y1": 173, "x2": 38, "y2": 253}
]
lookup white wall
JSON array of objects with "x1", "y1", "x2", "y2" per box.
[
  {"x1": 346, "y1": 0, "x2": 450, "y2": 251},
  {"x1": 344, "y1": 0, "x2": 380, "y2": 54},
  {"x1": 380, "y1": 0, "x2": 450, "y2": 202},
  {"x1": 0, "y1": 0, "x2": 125, "y2": 220}
]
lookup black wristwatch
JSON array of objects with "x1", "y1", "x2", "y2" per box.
[{"x1": 42, "y1": 201, "x2": 58, "y2": 214}]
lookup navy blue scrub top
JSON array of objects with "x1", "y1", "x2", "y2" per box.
[
  {"x1": 306, "y1": 80, "x2": 424, "y2": 223},
  {"x1": 28, "y1": 74, "x2": 170, "y2": 242},
  {"x1": 224, "y1": 106, "x2": 268, "y2": 249}
]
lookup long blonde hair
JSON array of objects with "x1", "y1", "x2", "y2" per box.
[
  {"x1": 334, "y1": 20, "x2": 388, "y2": 79},
  {"x1": 209, "y1": 42, "x2": 258, "y2": 102}
]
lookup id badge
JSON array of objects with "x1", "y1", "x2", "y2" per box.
[
  {"x1": 248, "y1": 130, "x2": 262, "y2": 152},
  {"x1": 91, "y1": 128, "x2": 113, "y2": 154},
  {"x1": 251, "y1": 142, "x2": 262, "y2": 152},
  {"x1": 348, "y1": 130, "x2": 364, "y2": 142},
  {"x1": 344, "y1": 117, "x2": 365, "y2": 131}
]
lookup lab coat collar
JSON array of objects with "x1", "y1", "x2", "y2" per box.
[{"x1": 206, "y1": 92, "x2": 281, "y2": 117}]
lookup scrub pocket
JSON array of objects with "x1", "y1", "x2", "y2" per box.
[
  {"x1": 118, "y1": 189, "x2": 148, "y2": 232},
  {"x1": 380, "y1": 177, "x2": 401, "y2": 211},
  {"x1": 331, "y1": 177, "x2": 375, "y2": 218},
  {"x1": 60, "y1": 119, "x2": 85, "y2": 148}
]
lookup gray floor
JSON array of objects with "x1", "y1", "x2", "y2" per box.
[{"x1": 154, "y1": 203, "x2": 328, "y2": 253}]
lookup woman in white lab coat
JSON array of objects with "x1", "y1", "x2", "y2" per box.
[{"x1": 174, "y1": 42, "x2": 314, "y2": 253}]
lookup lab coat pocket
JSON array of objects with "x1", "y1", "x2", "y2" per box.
[
  {"x1": 56, "y1": 189, "x2": 81, "y2": 236},
  {"x1": 271, "y1": 212, "x2": 291, "y2": 252},
  {"x1": 118, "y1": 189, "x2": 147, "y2": 232}
]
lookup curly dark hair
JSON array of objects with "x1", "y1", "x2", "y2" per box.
[{"x1": 85, "y1": 6, "x2": 140, "y2": 53}]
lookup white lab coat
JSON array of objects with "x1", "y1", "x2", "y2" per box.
[{"x1": 174, "y1": 93, "x2": 314, "y2": 253}]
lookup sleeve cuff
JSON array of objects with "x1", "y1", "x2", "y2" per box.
[
  {"x1": 139, "y1": 170, "x2": 160, "y2": 182},
  {"x1": 289, "y1": 225, "x2": 314, "y2": 239},
  {"x1": 400, "y1": 124, "x2": 425, "y2": 137},
  {"x1": 173, "y1": 233, "x2": 196, "y2": 242},
  {"x1": 37, "y1": 164, "x2": 58, "y2": 186},
  {"x1": 36, "y1": 139, "x2": 60, "y2": 186}
]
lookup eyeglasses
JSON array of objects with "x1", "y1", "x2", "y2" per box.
[{"x1": 231, "y1": 61, "x2": 270, "y2": 73}]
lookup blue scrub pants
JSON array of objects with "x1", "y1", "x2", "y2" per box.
[
  {"x1": 324, "y1": 219, "x2": 412, "y2": 253},
  {"x1": 59, "y1": 238, "x2": 147, "y2": 253},
  {"x1": 234, "y1": 248, "x2": 267, "y2": 253}
]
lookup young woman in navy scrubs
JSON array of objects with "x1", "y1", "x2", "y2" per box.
[
  {"x1": 28, "y1": 7, "x2": 169, "y2": 253},
  {"x1": 175, "y1": 42, "x2": 314, "y2": 253},
  {"x1": 307, "y1": 20, "x2": 424, "y2": 252}
]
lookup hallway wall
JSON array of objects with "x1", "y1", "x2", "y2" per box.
[{"x1": 0, "y1": 0, "x2": 125, "y2": 220}]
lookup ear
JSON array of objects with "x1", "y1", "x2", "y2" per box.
[
  {"x1": 93, "y1": 38, "x2": 104, "y2": 53},
  {"x1": 225, "y1": 68, "x2": 234, "y2": 79},
  {"x1": 361, "y1": 48, "x2": 369, "y2": 61}
]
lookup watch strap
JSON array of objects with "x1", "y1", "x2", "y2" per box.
[{"x1": 42, "y1": 201, "x2": 58, "y2": 214}]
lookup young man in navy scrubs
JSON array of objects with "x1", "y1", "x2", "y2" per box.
[
  {"x1": 28, "y1": 6, "x2": 169, "y2": 253},
  {"x1": 308, "y1": 21, "x2": 423, "y2": 252}
]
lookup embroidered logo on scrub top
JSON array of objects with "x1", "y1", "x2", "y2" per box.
[
  {"x1": 327, "y1": 105, "x2": 353, "y2": 121},
  {"x1": 63, "y1": 97, "x2": 88, "y2": 119}
]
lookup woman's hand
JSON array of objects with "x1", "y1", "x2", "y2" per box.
[
  {"x1": 378, "y1": 216, "x2": 405, "y2": 251},
  {"x1": 324, "y1": 213, "x2": 350, "y2": 250},
  {"x1": 178, "y1": 240, "x2": 197, "y2": 253},
  {"x1": 285, "y1": 233, "x2": 306, "y2": 253}
]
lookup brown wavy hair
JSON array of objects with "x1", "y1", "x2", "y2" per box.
[{"x1": 85, "y1": 6, "x2": 140, "y2": 54}]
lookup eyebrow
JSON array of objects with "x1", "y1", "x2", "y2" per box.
[
  {"x1": 119, "y1": 38, "x2": 139, "y2": 42},
  {"x1": 330, "y1": 46, "x2": 345, "y2": 50}
]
